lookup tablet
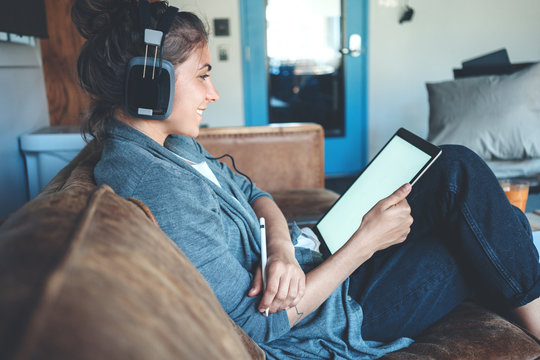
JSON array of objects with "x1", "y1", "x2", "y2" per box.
[{"x1": 315, "y1": 128, "x2": 441, "y2": 257}]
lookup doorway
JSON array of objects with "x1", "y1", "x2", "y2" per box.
[
  {"x1": 240, "y1": 0, "x2": 369, "y2": 175},
  {"x1": 267, "y1": 0, "x2": 344, "y2": 137}
]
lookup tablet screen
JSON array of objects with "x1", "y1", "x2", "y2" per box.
[{"x1": 316, "y1": 128, "x2": 441, "y2": 255}]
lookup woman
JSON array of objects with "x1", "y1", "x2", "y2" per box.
[{"x1": 72, "y1": 0, "x2": 540, "y2": 358}]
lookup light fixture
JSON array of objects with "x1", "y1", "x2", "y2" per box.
[
  {"x1": 399, "y1": 4, "x2": 414, "y2": 24},
  {"x1": 378, "y1": 0, "x2": 399, "y2": 8}
]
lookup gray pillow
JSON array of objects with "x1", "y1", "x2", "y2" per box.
[{"x1": 427, "y1": 62, "x2": 540, "y2": 160}]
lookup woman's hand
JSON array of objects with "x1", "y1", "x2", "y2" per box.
[
  {"x1": 248, "y1": 242, "x2": 306, "y2": 314},
  {"x1": 347, "y1": 183, "x2": 413, "y2": 260},
  {"x1": 249, "y1": 196, "x2": 306, "y2": 315}
]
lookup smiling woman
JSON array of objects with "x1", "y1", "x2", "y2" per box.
[
  {"x1": 72, "y1": 0, "x2": 540, "y2": 359},
  {"x1": 72, "y1": 0, "x2": 209, "y2": 143}
]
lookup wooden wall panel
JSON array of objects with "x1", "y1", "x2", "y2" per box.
[{"x1": 40, "y1": 0, "x2": 89, "y2": 126}]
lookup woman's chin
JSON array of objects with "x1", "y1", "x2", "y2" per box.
[{"x1": 169, "y1": 127, "x2": 199, "y2": 139}]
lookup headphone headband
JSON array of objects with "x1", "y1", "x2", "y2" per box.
[
  {"x1": 138, "y1": 0, "x2": 178, "y2": 38},
  {"x1": 157, "y1": 6, "x2": 179, "y2": 36},
  {"x1": 138, "y1": 0, "x2": 151, "y2": 28}
]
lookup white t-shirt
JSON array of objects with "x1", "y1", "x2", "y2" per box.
[{"x1": 174, "y1": 153, "x2": 221, "y2": 188}]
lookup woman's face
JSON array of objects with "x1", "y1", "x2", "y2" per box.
[{"x1": 166, "y1": 44, "x2": 219, "y2": 138}]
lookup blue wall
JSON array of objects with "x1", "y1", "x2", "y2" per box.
[{"x1": 0, "y1": 41, "x2": 49, "y2": 218}]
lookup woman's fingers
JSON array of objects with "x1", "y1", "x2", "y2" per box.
[
  {"x1": 272, "y1": 273, "x2": 293, "y2": 312},
  {"x1": 258, "y1": 261, "x2": 306, "y2": 314},
  {"x1": 248, "y1": 266, "x2": 263, "y2": 297},
  {"x1": 354, "y1": 184, "x2": 415, "y2": 256},
  {"x1": 276, "y1": 275, "x2": 299, "y2": 311},
  {"x1": 380, "y1": 183, "x2": 412, "y2": 210},
  {"x1": 259, "y1": 271, "x2": 278, "y2": 312},
  {"x1": 290, "y1": 277, "x2": 305, "y2": 307}
]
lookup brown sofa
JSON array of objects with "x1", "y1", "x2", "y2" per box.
[{"x1": 1, "y1": 123, "x2": 539, "y2": 359}]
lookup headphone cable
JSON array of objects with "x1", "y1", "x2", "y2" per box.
[{"x1": 205, "y1": 154, "x2": 254, "y2": 201}]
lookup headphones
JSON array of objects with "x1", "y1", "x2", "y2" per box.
[{"x1": 125, "y1": 0, "x2": 179, "y2": 120}]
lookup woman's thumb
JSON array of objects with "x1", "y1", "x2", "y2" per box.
[
  {"x1": 248, "y1": 266, "x2": 263, "y2": 296},
  {"x1": 384, "y1": 183, "x2": 412, "y2": 208}
]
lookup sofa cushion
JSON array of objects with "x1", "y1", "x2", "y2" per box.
[
  {"x1": 0, "y1": 183, "x2": 264, "y2": 359},
  {"x1": 381, "y1": 302, "x2": 540, "y2": 359}
]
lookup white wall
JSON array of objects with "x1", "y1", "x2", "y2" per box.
[
  {"x1": 368, "y1": 0, "x2": 540, "y2": 158},
  {"x1": 169, "y1": 0, "x2": 244, "y2": 127},
  {"x1": 0, "y1": 41, "x2": 50, "y2": 218}
]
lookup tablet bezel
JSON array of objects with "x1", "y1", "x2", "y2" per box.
[{"x1": 314, "y1": 128, "x2": 441, "y2": 258}]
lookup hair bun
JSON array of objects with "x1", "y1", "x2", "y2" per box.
[{"x1": 72, "y1": 0, "x2": 134, "y2": 39}]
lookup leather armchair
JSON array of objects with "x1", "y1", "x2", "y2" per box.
[{"x1": 197, "y1": 123, "x2": 340, "y2": 227}]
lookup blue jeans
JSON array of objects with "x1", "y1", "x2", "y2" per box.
[{"x1": 349, "y1": 145, "x2": 540, "y2": 342}]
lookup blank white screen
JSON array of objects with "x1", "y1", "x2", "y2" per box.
[{"x1": 317, "y1": 136, "x2": 431, "y2": 254}]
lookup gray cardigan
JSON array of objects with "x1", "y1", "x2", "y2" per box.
[{"x1": 95, "y1": 119, "x2": 412, "y2": 359}]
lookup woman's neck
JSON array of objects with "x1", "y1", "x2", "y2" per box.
[{"x1": 114, "y1": 109, "x2": 168, "y2": 146}]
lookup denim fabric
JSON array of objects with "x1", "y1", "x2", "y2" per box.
[
  {"x1": 350, "y1": 145, "x2": 540, "y2": 342},
  {"x1": 95, "y1": 120, "x2": 413, "y2": 359}
]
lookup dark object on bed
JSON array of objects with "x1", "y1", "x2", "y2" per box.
[
  {"x1": 453, "y1": 48, "x2": 536, "y2": 78},
  {"x1": 462, "y1": 48, "x2": 510, "y2": 67}
]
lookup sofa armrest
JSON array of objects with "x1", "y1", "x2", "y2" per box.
[
  {"x1": 197, "y1": 123, "x2": 325, "y2": 192},
  {"x1": 272, "y1": 189, "x2": 339, "y2": 227}
]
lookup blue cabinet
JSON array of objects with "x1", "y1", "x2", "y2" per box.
[{"x1": 20, "y1": 126, "x2": 86, "y2": 199}]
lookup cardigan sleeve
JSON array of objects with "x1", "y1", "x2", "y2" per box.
[{"x1": 130, "y1": 163, "x2": 290, "y2": 344}]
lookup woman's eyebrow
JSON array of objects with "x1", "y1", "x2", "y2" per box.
[{"x1": 199, "y1": 64, "x2": 212, "y2": 71}]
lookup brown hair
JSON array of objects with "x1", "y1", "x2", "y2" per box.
[{"x1": 71, "y1": 0, "x2": 208, "y2": 143}]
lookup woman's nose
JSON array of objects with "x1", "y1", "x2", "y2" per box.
[{"x1": 207, "y1": 79, "x2": 220, "y2": 102}]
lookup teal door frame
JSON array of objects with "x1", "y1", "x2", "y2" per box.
[
  {"x1": 239, "y1": 0, "x2": 369, "y2": 175},
  {"x1": 239, "y1": 0, "x2": 268, "y2": 126}
]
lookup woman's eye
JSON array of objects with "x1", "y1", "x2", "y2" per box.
[{"x1": 200, "y1": 74, "x2": 210, "y2": 80}]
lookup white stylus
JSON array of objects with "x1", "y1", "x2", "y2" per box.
[{"x1": 259, "y1": 217, "x2": 269, "y2": 317}]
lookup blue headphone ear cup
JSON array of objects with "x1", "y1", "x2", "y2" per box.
[{"x1": 125, "y1": 57, "x2": 175, "y2": 120}]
